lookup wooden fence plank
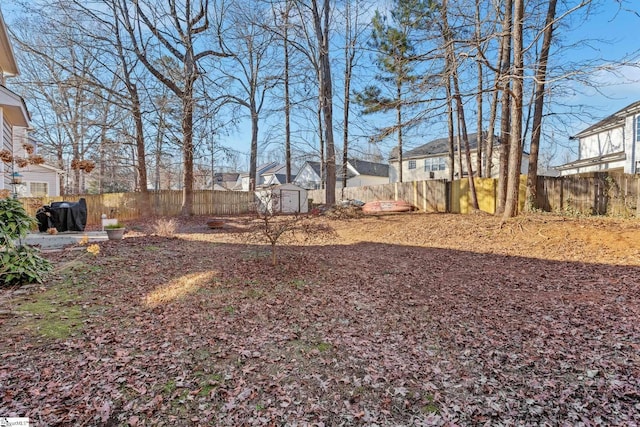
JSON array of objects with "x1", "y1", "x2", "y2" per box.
[
  {"x1": 19, "y1": 190, "x2": 256, "y2": 227},
  {"x1": 18, "y1": 174, "x2": 640, "y2": 225}
]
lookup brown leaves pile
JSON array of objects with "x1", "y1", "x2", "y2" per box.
[{"x1": 0, "y1": 214, "x2": 639, "y2": 426}]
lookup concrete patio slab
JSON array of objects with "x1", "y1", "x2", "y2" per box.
[{"x1": 21, "y1": 231, "x2": 109, "y2": 250}]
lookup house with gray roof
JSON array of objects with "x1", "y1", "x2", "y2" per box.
[
  {"x1": 558, "y1": 101, "x2": 640, "y2": 176},
  {"x1": 388, "y1": 132, "x2": 528, "y2": 182},
  {"x1": 293, "y1": 159, "x2": 389, "y2": 190}
]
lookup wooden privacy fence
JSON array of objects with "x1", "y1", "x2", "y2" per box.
[
  {"x1": 536, "y1": 174, "x2": 640, "y2": 216},
  {"x1": 309, "y1": 174, "x2": 640, "y2": 217},
  {"x1": 309, "y1": 180, "x2": 449, "y2": 213},
  {"x1": 19, "y1": 190, "x2": 257, "y2": 227},
  {"x1": 17, "y1": 174, "x2": 640, "y2": 225}
]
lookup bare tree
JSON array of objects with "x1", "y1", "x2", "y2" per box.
[
  {"x1": 340, "y1": 0, "x2": 369, "y2": 192},
  {"x1": 292, "y1": 0, "x2": 337, "y2": 204},
  {"x1": 116, "y1": 0, "x2": 229, "y2": 215},
  {"x1": 218, "y1": 0, "x2": 278, "y2": 191},
  {"x1": 502, "y1": 0, "x2": 524, "y2": 218},
  {"x1": 440, "y1": 0, "x2": 479, "y2": 210},
  {"x1": 495, "y1": 0, "x2": 513, "y2": 215},
  {"x1": 11, "y1": 13, "x2": 109, "y2": 195}
]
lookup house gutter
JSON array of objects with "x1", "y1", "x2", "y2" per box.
[{"x1": 556, "y1": 151, "x2": 626, "y2": 171}]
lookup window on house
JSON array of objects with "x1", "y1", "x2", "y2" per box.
[
  {"x1": 424, "y1": 157, "x2": 446, "y2": 172},
  {"x1": 29, "y1": 182, "x2": 48, "y2": 197},
  {"x1": 636, "y1": 116, "x2": 640, "y2": 143},
  {"x1": 408, "y1": 160, "x2": 416, "y2": 169}
]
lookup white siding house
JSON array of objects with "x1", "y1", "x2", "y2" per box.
[
  {"x1": 389, "y1": 132, "x2": 529, "y2": 182},
  {"x1": 293, "y1": 161, "x2": 324, "y2": 190},
  {"x1": 0, "y1": 8, "x2": 62, "y2": 197},
  {"x1": 293, "y1": 159, "x2": 389, "y2": 190},
  {"x1": 558, "y1": 101, "x2": 640, "y2": 176},
  {"x1": 234, "y1": 162, "x2": 290, "y2": 191}
]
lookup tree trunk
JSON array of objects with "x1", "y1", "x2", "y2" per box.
[
  {"x1": 317, "y1": 101, "x2": 325, "y2": 189},
  {"x1": 57, "y1": 149, "x2": 65, "y2": 196},
  {"x1": 396, "y1": 79, "x2": 403, "y2": 183},
  {"x1": 485, "y1": 5, "x2": 511, "y2": 179},
  {"x1": 503, "y1": 0, "x2": 524, "y2": 218},
  {"x1": 496, "y1": 0, "x2": 513, "y2": 215},
  {"x1": 342, "y1": 0, "x2": 354, "y2": 192},
  {"x1": 475, "y1": 0, "x2": 483, "y2": 177},
  {"x1": 312, "y1": 0, "x2": 336, "y2": 205},
  {"x1": 284, "y1": 4, "x2": 292, "y2": 183},
  {"x1": 446, "y1": 77, "x2": 455, "y2": 184},
  {"x1": 526, "y1": 0, "x2": 558, "y2": 211},
  {"x1": 131, "y1": 87, "x2": 150, "y2": 211},
  {"x1": 442, "y1": 0, "x2": 478, "y2": 210},
  {"x1": 250, "y1": 109, "x2": 259, "y2": 191},
  {"x1": 181, "y1": 89, "x2": 195, "y2": 216},
  {"x1": 476, "y1": 61, "x2": 483, "y2": 177}
]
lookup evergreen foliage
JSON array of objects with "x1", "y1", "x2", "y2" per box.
[{"x1": 0, "y1": 197, "x2": 52, "y2": 287}]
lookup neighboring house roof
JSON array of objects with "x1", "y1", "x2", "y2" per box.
[
  {"x1": 348, "y1": 158, "x2": 389, "y2": 177},
  {"x1": 215, "y1": 172, "x2": 239, "y2": 182},
  {"x1": 214, "y1": 172, "x2": 239, "y2": 189},
  {"x1": 389, "y1": 132, "x2": 493, "y2": 161},
  {"x1": 301, "y1": 161, "x2": 322, "y2": 178},
  {"x1": 0, "y1": 9, "x2": 19, "y2": 78},
  {"x1": 556, "y1": 151, "x2": 626, "y2": 171},
  {"x1": 259, "y1": 162, "x2": 284, "y2": 175},
  {"x1": 274, "y1": 173, "x2": 290, "y2": 183},
  {"x1": 30, "y1": 163, "x2": 64, "y2": 174},
  {"x1": 572, "y1": 100, "x2": 640, "y2": 139},
  {"x1": 0, "y1": 85, "x2": 30, "y2": 127}
]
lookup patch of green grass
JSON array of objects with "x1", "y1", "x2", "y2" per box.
[
  {"x1": 224, "y1": 305, "x2": 236, "y2": 315},
  {"x1": 246, "y1": 288, "x2": 264, "y2": 299},
  {"x1": 198, "y1": 384, "x2": 216, "y2": 397},
  {"x1": 315, "y1": 342, "x2": 332, "y2": 352},
  {"x1": 241, "y1": 249, "x2": 270, "y2": 261},
  {"x1": 162, "y1": 379, "x2": 177, "y2": 394},
  {"x1": 144, "y1": 245, "x2": 162, "y2": 252},
  {"x1": 287, "y1": 339, "x2": 332, "y2": 355},
  {"x1": 14, "y1": 276, "x2": 95, "y2": 339},
  {"x1": 196, "y1": 372, "x2": 224, "y2": 397},
  {"x1": 289, "y1": 279, "x2": 307, "y2": 290},
  {"x1": 421, "y1": 395, "x2": 439, "y2": 414},
  {"x1": 19, "y1": 304, "x2": 83, "y2": 339}
]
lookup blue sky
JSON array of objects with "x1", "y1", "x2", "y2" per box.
[
  {"x1": 3, "y1": 1, "x2": 640, "y2": 169},
  {"x1": 224, "y1": 1, "x2": 640, "y2": 168}
]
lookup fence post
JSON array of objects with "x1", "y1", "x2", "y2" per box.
[{"x1": 423, "y1": 181, "x2": 427, "y2": 212}]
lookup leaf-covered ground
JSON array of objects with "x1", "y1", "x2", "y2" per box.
[{"x1": 1, "y1": 213, "x2": 639, "y2": 426}]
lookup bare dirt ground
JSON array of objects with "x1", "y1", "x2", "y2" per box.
[{"x1": 1, "y1": 212, "x2": 639, "y2": 426}]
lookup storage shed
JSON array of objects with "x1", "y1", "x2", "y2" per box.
[{"x1": 255, "y1": 183, "x2": 308, "y2": 214}]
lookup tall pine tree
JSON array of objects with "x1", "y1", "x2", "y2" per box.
[{"x1": 354, "y1": 0, "x2": 433, "y2": 183}]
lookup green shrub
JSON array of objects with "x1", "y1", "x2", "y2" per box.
[{"x1": 0, "y1": 198, "x2": 52, "y2": 287}]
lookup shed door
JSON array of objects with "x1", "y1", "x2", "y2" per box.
[{"x1": 279, "y1": 189, "x2": 300, "y2": 213}]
